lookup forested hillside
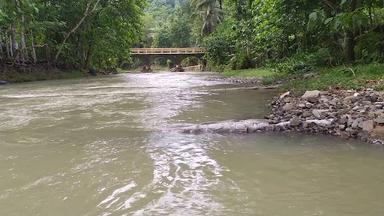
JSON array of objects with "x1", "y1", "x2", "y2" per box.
[
  {"x1": 139, "y1": 0, "x2": 197, "y2": 48},
  {"x1": 1, "y1": 0, "x2": 383, "y2": 77},
  {"x1": 0, "y1": 0, "x2": 144, "y2": 69}
]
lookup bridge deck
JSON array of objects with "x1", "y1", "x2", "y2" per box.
[{"x1": 131, "y1": 47, "x2": 205, "y2": 55}]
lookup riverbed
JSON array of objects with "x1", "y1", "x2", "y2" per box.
[{"x1": 0, "y1": 72, "x2": 383, "y2": 215}]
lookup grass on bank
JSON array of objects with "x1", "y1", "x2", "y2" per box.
[
  {"x1": 220, "y1": 67, "x2": 285, "y2": 86},
  {"x1": 220, "y1": 63, "x2": 384, "y2": 93},
  {"x1": 284, "y1": 63, "x2": 384, "y2": 93},
  {"x1": 222, "y1": 68, "x2": 275, "y2": 78}
]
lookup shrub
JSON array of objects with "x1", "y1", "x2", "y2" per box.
[
  {"x1": 229, "y1": 52, "x2": 256, "y2": 70},
  {"x1": 274, "y1": 58, "x2": 313, "y2": 75},
  {"x1": 154, "y1": 57, "x2": 167, "y2": 66},
  {"x1": 166, "y1": 59, "x2": 173, "y2": 68},
  {"x1": 181, "y1": 57, "x2": 200, "y2": 67},
  {"x1": 306, "y1": 48, "x2": 334, "y2": 66},
  {"x1": 203, "y1": 19, "x2": 237, "y2": 68}
]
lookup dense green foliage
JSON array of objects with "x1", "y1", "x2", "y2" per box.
[
  {"x1": 139, "y1": 0, "x2": 384, "y2": 72},
  {"x1": 2, "y1": 0, "x2": 383, "y2": 74},
  {"x1": 140, "y1": 0, "x2": 224, "y2": 48},
  {"x1": 140, "y1": 0, "x2": 196, "y2": 48},
  {"x1": 204, "y1": 0, "x2": 384, "y2": 70},
  {"x1": 0, "y1": 0, "x2": 145, "y2": 69}
]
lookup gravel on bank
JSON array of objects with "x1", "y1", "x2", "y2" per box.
[{"x1": 267, "y1": 89, "x2": 384, "y2": 144}]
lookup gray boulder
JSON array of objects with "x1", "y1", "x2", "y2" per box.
[
  {"x1": 290, "y1": 116, "x2": 302, "y2": 127},
  {"x1": 282, "y1": 103, "x2": 295, "y2": 111},
  {"x1": 301, "y1": 90, "x2": 321, "y2": 100},
  {"x1": 361, "y1": 120, "x2": 374, "y2": 132}
]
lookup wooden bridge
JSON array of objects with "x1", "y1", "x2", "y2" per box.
[{"x1": 131, "y1": 47, "x2": 205, "y2": 55}]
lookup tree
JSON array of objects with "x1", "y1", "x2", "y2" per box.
[
  {"x1": 203, "y1": 0, "x2": 384, "y2": 69},
  {"x1": 192, "y1": 0, "x2": 223, "y2": 35},
  {"x1": 144, "y1": 2, "x2": 195, "y2": 48}
]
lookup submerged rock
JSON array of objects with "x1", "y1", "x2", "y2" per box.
[
  {"x1": 181, "y1": 119, "x2": 271, "y2": 134},
  {"x1": 306, "y1": 119, "x2": 334, "y2": 127}
]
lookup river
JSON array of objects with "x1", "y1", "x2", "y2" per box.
[{"x1": 0, "y1": 72, "x2": 384, "y2": 216}]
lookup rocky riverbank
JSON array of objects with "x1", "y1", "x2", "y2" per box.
[
  {"x1": 182, "y1": 88, "x2": 384, "y2": 145},
  {"x1": 267, "y1": 89, "x2": 384, "y2": 144}
]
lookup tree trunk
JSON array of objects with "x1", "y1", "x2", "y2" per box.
[
  {"x1": 0, "y1": 35, "x2": 4, "y2": 61},
  {"x1": 46, "y1": 45, "x2": 51, "y2": 64},
  {"x1": 235, "y1": 1, "x2": 242, "y2": 20},
  {"x1": 10, "y1": 23, "x2": 18, "y2": 63},
  {"x1": 20, "y1": 14, "x2": 28, "y2": 63},
  {"x1": 30, "y1": 31, "x2": 37, "y2": 63},
  {"x1": 345, "y1": 31, "x2": 355, "y2": 63},
  {"x1": 8, "y1": 34, "x2": 13, "y2": 58},
  {"x1": 84, "y1": 44, "x2": 93, "y2": 69},
  {"x1": 16, "y1": 0, "x2": 28, "y2": 64},
  {"x1": 5, "y1": 34, "x2": 11, "y2": 59},
  {"x1": 344, "y1": 0, "x2": 359, "y2": 63},
  {"x1": 368, "y1": 0, "x2": 373, "y2": 26}
]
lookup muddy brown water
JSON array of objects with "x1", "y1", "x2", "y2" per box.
[{"x1": 0, "y1": 72, "x2": 383, "y2": 216}]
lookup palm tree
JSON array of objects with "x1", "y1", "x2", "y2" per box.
[{"x1": 192, "y1": 0, "x2": 223, "y2": 36}]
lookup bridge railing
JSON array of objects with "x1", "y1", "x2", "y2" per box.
[{"x1": 131, "y1": 47, "x2": 205, "y2": 55}]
